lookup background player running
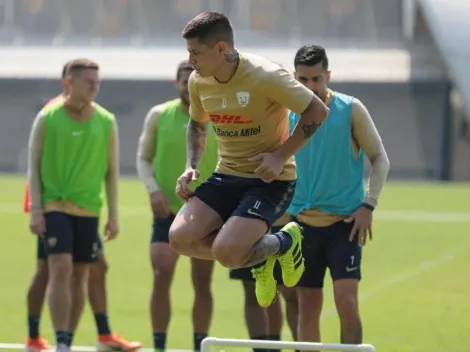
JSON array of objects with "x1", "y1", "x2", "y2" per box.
[
  {"x1": 28, "y1": 59, "x2": 122, "y2": 352},
  {"x1": 25, "y1": 62, "x2": 141, "y2": 352},
  {"x1": 137, "y1": 61, "x2": 218, "y2": 352},
  {"x1": 169, "y1": 12, "x2": 330, "y2": 308},
  {"x1": 288, "y1": 45, "x2": 390, "y2": 345}
]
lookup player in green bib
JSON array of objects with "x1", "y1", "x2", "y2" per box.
[
  {"x1": 27, "y1": 59, "x2": 120, "y2": 352},
  {"x1": 137, "y1": 61, "x2": 218, "y2": 352}
]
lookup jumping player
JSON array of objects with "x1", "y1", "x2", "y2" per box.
[
  {"x1": 169, "y1": 12, "x2": 330, "y2": 308},
  {"x1": 25, "y1": 62, "x2": 141, "y2": 352},
  {"x1": 137, "y1": 61, "x2": 218, "y2": 352},
  {"x1": 288, "y1": 45, "x2": 390, "y2": 344},
  {"x1": 229, "y1": 213, "x2": 299, "y2": 347}
]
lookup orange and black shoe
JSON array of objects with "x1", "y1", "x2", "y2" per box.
[
  {"x1": 25, "y1": 337, "x2": 50, "y2": 352},
  {"x1": 97, "y1": 333, "x2": 142, "y2": 352}
]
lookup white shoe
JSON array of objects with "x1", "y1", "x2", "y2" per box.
[{"x1": 55, "y1": 343, "x2": 70, "y2": 352}]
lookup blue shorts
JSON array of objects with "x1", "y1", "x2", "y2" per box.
[
  {"x1": 194, "y1": 172, "x2": 296, "y2": 227},
  {"x1": 150, "y1": 214, "x2": 176, "y2": 243},
  {"x1": 297, "y1": 220, "x2": 362, "y2": 288},
  {"x1": 42, "y1": 212, "x2": 100, "y2": 263},
  {"x1": 37, "y1": 234, "x2": 102, "y2": 262}
]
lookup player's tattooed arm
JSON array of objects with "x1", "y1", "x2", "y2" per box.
[
  {"x1": 275, "y1": 96, "x2": 329, "y2": 161},
  {"x1": 186, "y1": 119, "x2": 209, "y2": 169},
  {"x1": 300, "y1": 101, "x2": 324, "y2": 138}
]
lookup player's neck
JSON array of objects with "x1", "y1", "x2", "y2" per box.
[
  {"x1": 213, "y1": 51, "x2": 240, "y2": 83},
  {"x1": 179, "y1": 100, "x2": 189, "y2": 115},
  {"x1": 64, "y1": 96, "x2": 93, "y2": 119}
]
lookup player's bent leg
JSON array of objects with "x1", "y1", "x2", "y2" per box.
[
  {"x1": 328, "y1": 221, "x2": 363, "y2": 344},
  {"x1": 169, "y1": 197, "x2": 223, "y2": 260},
  {"x1": 190, "y1": 257, "x2": 215, "y2": 351},
  {"x1": 44, "y1": 212, "x2": 74, "y2": 348},
  {"x1": 26, "y1": 250, "x2": 50, "y2": 352}
]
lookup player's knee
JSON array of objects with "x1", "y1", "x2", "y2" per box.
[
  {"x1": 192, "y1": 269, "x2": 212, "y2": 294},
  {"x1": 298, "y1": 287, "x2": 322, "y2": 321},
  {"x1": 168, "y1": 224, "x2": 193, "y2": 253},
  {"x1": 212, "y1": 242, "x2": 244, "y2": 268},
  {"x1": 36, "y1": 259, "x2": 49, "y2": 280},
  {"x1": 335, "y1": 290, "x2": 359, "y2": 321},
  {"x1": 153, "y1": 265, "x2": 174, "y2": 289},
  {"x1": 280, "y1": 287, "x2": 298, "y2": 307},
  {"x1": 89, "y1": 260, "x2": 107, "y2": 282},
  {"x1": 48, "y1": 254, "x2": 73, "y2": 282}
]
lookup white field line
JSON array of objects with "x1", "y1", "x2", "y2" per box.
[
  {"x1": 0, "y1": 203, "x2": 469, "y2": 223},
  {"x1": 321, "y1": 241, "x2": 470, "y2": 318}
]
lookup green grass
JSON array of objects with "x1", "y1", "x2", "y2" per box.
[{"x1": 1, "y1": 175, "x2": 469, "y2": 352}]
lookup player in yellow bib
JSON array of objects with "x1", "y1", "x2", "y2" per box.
[
  {"x1": 137, "y1": 61, "x2": 218, "y2": 352},
  {"x1": 169, "y1": 12, "x2": 330, "y2": 308}
]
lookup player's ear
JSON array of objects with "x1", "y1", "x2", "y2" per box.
[
  {"x1": 326, "y1": 70, "x2": 331, "y2": 82},
  {"x1": 216, "y1": 41, "x2": 226, "y2": 54},
  {"x1": 293, "y1": 71, "x2": 297, "y2": 79}
]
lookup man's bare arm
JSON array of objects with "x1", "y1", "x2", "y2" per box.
[
  {"x1": 351, "y1": 99, "x2": 390, "y2": 207},
  {"x1": 274, "y1": 96, "x2": 329, "y2": 161},
  {"x1": 27, "y1": 113, "x2": 45, "y2": 215},
  {"x1": 136, "y1": 105, "x2": 162, "y2": 194},
  {"x1": 106, "y1": 119, "x2": 119, "y2": 220},
  {"x1": 186, "y1": 119, "x2": 209, "y2": 169}
]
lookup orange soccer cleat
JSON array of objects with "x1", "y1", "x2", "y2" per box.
[
  {"x1": 25, "y1": 337, "x2": 50, "y2": 352},
  {"x1": 97, "y1": 333, "x2": 142, "y2": 352}
]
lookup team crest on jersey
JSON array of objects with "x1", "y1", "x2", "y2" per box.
[{"x1": 236, "y1": 92, "x2": 250, "y2": 107}]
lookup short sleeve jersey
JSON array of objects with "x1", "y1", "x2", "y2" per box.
[{"x1": 188, "y1": 52, "x2": 314, "y2": 181}]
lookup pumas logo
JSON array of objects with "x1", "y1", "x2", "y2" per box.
[{"x1": 236, "y1": 92, "x2": 250, "y2": 107}]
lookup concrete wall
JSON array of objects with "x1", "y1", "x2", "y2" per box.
[{"x1": 0, "y1": 78, "x2": 449, "y2": 179}]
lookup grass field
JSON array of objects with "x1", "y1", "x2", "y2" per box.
[{"x1": 1, "y1": 175, "x2": 469, "y2": 352}]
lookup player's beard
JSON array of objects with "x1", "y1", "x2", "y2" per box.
[{"x1": 180, "y1": 93, "x2": 190, "y2": 107}]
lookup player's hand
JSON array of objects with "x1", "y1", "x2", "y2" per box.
[
  {"x1": 345, "y1": 206, "x2": 373, "y2": 246},
  {"x1": 29, "y1": 213, "x2": 45, "y2": 237},
  {"x1": 150, "y1": 190, "x2": 170, "y2": 218},
  {"x1": 249, "y1": 152, "x2": 284, "y2": 183},
  {"x1": 104, "y1": 218, "x2": 119, "y2": 241},
  {"x1": 176, "y1": 168, "x2": 199, "y2": 201}
]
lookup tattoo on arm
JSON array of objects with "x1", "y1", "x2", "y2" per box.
[
  {"x1": 301, "y1": 122, "x2": 322, "y2": 138},
  {"x1": 187, "y1": 119, "x2": 209, "y2": 169}
]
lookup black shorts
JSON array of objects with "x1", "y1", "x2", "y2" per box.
[
  {"x1": 43, "y1": 212, "x2": 99, "y2": 263},
  {"x1": 151, "y1": 214, "x2": 176, "y2": 243},
  {"x1": 229, "y1": 225, "x2": 284, "y2": 284},
  {"x1": 194, "y1": 172, "x2": 296, "y2": 227},
  {"x1": 297, "y1": 220, "x2": 362, "y2": 288},
  {"x1": 37, "y1": 232, "x2": 103, "y2": 262}
]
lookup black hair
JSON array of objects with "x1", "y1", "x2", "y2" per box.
[
  {"x1": 294, "y1": 45, "x2": 328, "y2": 70},
  {"x1": 176, "y1": 60, "x2": 194, "y2": 80},
  {"x1": 182, "y1": 11, "x2": 234, "y2": 46}
]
